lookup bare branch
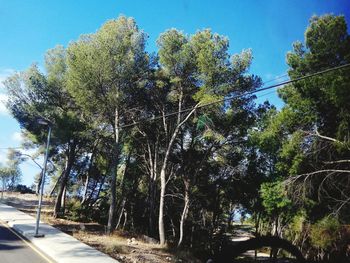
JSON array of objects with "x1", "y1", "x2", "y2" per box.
[
  {"x1": 286, "y1": 169, "x2": 350, "y2": 184},
  {"x1": 177, "y1": 102, "x2": 201, "y2": 129},
  {"x1": 19, "y1": 153, "x2": 43, "y2": 169},
  {"x1": 324, "y1": 160, "x2": 350, "y2": 165},
  {"x1": 302, "y1": 130, "x2": 348, "y2": 148},
  {"x1": 334, "y1": 196, "x2": 350, "y2": 215}
]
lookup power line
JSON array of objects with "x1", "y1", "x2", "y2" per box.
[
  {"x1": 255, "y1": 89, "x2": 279, "y2": 99},
  {"x1": 263, "y1": 73, "x2": 289, "y2": 85},
  {"x1": 0, "y1": 91, "x2": 270, "y2": 151},
  {"x1": 121, "y1": 63, "x2": 350, "y2": 129}
]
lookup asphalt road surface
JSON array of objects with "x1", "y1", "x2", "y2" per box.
[{"x1": 0, "y1": 223, "x2": 49, "y2": 263}]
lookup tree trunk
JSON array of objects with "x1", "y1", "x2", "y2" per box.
[
  {"x1": 201, "y1": 209, "x2": 206, "y2": 227},
  {"x1": 61, "y1": 186, "x2": 66, "y2": 214},
  {"x1": 158, "y1": 99, "x2": 199, "y2": 245},
  {"x1": 107, "y1": 148, "x2": 118, "y2": 234},
  {"x1": 107, "y1": 108, "x2": 120, "y2": 234},
  {"x1": 212, "y1": 186, "x2": 221, "y2": 229},
  {"x1": 49, "y1": 170, "x2": 64, "y2": 197},
  {"x1": 1, "y1": 178, "x2": 5, "y2": 199},
  {"x1": 147, "y1": 139, "x2": 158, "y2": 236},
  {"x1": 254, "y1": 212, "x2": 261, "y2": 261},
  {"x1": 190, "y1": 225, "x2": 194, "y2": 248},
  {"x1": 149, "y1": 181, "x2": 156, "y2": 236},
  {"x1": 53, "y1": 167, "x2": 68, "y2": 218},
  {"x1": 82, "y1": 146, "x2": 98, "y2": 205},
  {"x1": 159, "y1": 167, "x2": 167, "y2": 244},
  {"x1": 170, "y1": 217, "x2": 176, "y2": 239},
  {"x1": 270, "y1": 216, "x2": 279, "y2": 259},
  {"x1": 116, "y1": 198, "x2": 126, "y2": 230},
  {"x1": 90, "y1": 173, "x2": 106, "y2": 206},
  {"x1": 114, "y1": 152, "x2": 130, "y2": 231},
  {"x1": 178, "y1": 178, "x2": 190, "y2": 247},
  {"x1": 81, "y1": 174, "x2": 89, "y2": 205},
  {"x1": 36, "y1": 172, "x2": 42, "y2": 194},
  {"x1": 216, "y1": 236, "x2": 305, "y2": 262},
  {"x1": 159, "y1": 117, "x2": 180, "y2": 245},
  {"x1": 122, "y1": 209, "x2": 127, "y2": 230},
  {"x1": 53, "y1": 143, "x2": 76, "y2": 218}
]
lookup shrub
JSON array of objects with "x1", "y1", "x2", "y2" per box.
[
  {"x1": 310, "y1": 217, "x2": 340, "y2": 249},
  {"x1": 66, "y1": 198, "x2": 85, "y2": 221},
  {"x1": 8, "y1": 184, "x2": 35, "y2": 194}
]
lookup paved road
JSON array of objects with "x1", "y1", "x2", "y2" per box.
[{"x1": 0, "y1": 223, "x2": 49, "y2": 263}]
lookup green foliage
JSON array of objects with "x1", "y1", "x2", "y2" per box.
[
  {"x1": 66, "y1": 197, "x2": 108, "y2": 223},
  {"x1": 253, "y1": 15, "x2": 350, "y2": 260},
  {"x1": 0, "y1": 149, "x2": 22, "y2": 189},
  {"x1": 290, "y1": 212, "x2": 307, "y2": 234},
  {"x1": 285, "y1": 14, "x2": 350, "y2": 142},
  {"x1": 256, "y1": 15, "x2": 350, "y2": 226},
  {"x1": 67, "y1": 15, "x2": 149, "y2": 122},
  {"x1": 45, "y1": 45, "x2": 66, "y2": 83},
  {"x1": 195, "y1": 114, "x2": 213, "y2": 131},
  {"x1": 277, "y1": 131, "x2": 305, "y2": 176},
  {"x1": 9, "y1": 12, "x2": 350, "y2": 259},
  {"x1": 0, "y1": 166, "x2": 21, "y2": 189},
  {"x1": 157, "y1": 29, "x2": 194, "y2": 80},
  {"x1": 66, "y1": 198, "x2": 85, "y2": 221},
  {"x1": 260, "y1": 181, "x2": 292, "y2": 216},
  {"x1": 310, "y1": 217, "x2": 341, "y2": 249},
  {"x1": 0, "y1": 167, "x2": 11, "y2": 187},
  {"x1": 5, "y1": 47, "x2": 86, "y2": 147}
]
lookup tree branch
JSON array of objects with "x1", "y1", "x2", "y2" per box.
[
  {"x1": 302, "y1": 130, "x2": 347, "y2": 147},
  {"x1": 177, "y1": 102, "x2": 201, "y2": 129},
  {"x1": 287, "y1": 169, "x2": 350, "y2": 184},
  {"x1": 324, "y1": 160, "x2": 350, "y2": 165}
]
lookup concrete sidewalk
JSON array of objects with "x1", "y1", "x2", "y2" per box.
[{"x1": 0, "y1": 202, "x2": 119, "y2": 263}]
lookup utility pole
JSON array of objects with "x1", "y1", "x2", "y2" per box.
[{"x1": 34, "y1": 120, "x2": 52, "y2": 237}]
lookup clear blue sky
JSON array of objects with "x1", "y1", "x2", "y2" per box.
[{"x1": 0, "y1": 0, "x2": 349, "y2": 186}]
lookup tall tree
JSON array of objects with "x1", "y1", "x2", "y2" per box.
[
  {"x1": 0, "y1": 149, "x2": 22, "y2": 191},
  {"x1": 66, "y1": 16, "x2": 150, "y2": 233},
  {"x1": 281, "y1": 14, "x2": 350, "y2": 217},
  {"x1": 248, "y1": 15, "x2": 350, "y2": 260},
  {"x1": 153, "y1": 28, "x2": 261, "y2": 244},
  {"x1": 45, "y1": 46, "x2": 86, "y2": 217},
  {"x1": 5, "y1": 46, "x2": 87, "y2": 218},
  {"x1": 155, "y1": 29, "x2": 199, "y2": 245}
]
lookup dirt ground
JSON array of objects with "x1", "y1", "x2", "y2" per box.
[
  {"x1": 1, "y1": 192, "x2": 297, "y2": 263},
  {"x1": 1, "y1": 192, "x2": 201, "y2": 263}
]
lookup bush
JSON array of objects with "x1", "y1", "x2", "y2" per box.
[
  {"x1": 284, "y1": 212, "x2": 306, "y2": 240},
  {"x1": 8, "y1": 184, "x2": 35, "y2": 194},
  {"x1": 66, "y1": 197, "x2": 109, "y2": 223},
  {"x1": 66, "y1": 198, "x2": 85, "y2": 221},
  {"x1": 91, "y1": 196, "x2": 110, "y2": 225},
  {"x1": 310, "y1": 217, "x2": 340, "y2": 249}
]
